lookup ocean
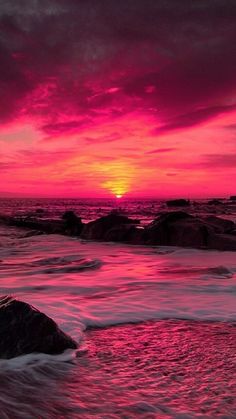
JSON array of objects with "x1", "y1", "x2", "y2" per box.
[{"x1": 0, "y1": 198, "x2": 236, "y2": 418}]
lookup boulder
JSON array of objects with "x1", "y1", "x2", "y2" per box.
[
  {"x1": 81, "y1": 213, "x2": 140, "y2": 240},
  {"x1": 145, "y1": 213, "x2": 211, "y2": 247},
  {"x1": 204, "y1": 216, "x2": 235, "y2": 234},
  {"x1": 207, "y1": 199, "x2": 223, "y2": 205},
  {"x1": 35, "y1": 208, "x2": 45, "y2": 214},
  {"x1": 62, "y1": 211, "x2": 83, "y2": 235},
  {"x1": 207, "y1": 233, "x2": 236, "y2": 251},
  {"x1": 11, "y1": 218, "x2": 65, "y2": 234},
  {"x1": 144, "y1": 212, "x2": 236, "y2": 250},
  {"x1": 0, "y1": 296, "x2": 77, "y2": 359},
  {"x1": 166, "y1": 199, "x2": 190, "y2": 207},
  {"x1": 104, "y1": 224, "x2": 144, "y2": 243}
]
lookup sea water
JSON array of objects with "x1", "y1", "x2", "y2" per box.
[{"x1": 0, "y1": 199, "x2": 236, "y2": 418}]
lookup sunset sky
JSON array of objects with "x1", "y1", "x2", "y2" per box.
[{"x1": 0, "y1": 0, "x2": 236, "y2": 198}]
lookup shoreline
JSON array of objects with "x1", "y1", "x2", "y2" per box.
[{"x1": 1, "y1": 208, "x2": 236, "y2": 251}]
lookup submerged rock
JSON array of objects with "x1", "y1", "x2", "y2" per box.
[
  {"x1": 81, "y1": 213, "x2": 140, "y2": 240},
  {"x1": 166, "y1": 199, "x2": 190, "y2": 207},
  {"x1": 0, "y1": 296, "x2": 77, "y2": 359}
]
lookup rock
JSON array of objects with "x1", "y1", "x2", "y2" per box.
[
  {"x1": 145, "y1": 213, "x2": 211, "y2": 247},
  {"x1": 35, "y1": 208, "x2": 45, "y2": 214},
  {"x1": 230, "y1": 195, "x2": 236, "y2": 200},
  {"x1": 204, "y1": 216, "x2": 235, "y2": 233},
  {"x1": 166, "y1": 199, "x2": 190, "y2": 207},
  {"x1": 144, "y1": 212, "x2": 236, "y2": 250},
  {"x1": 104, "y1": 224, "x2": 144, "y2": 243},
  {"x1": 62, "y1": 211, "x2": 83, "y2": 235},
  {"x1": 0, "y1": 296, "x2": 77, "y2": 359},
  {"x1": 11, "y1": 218, "x2": 65, "y2": 234},
  {"x1": 207, "y1": 199, "x2": 223, "y2": 205},
  {"x1": 207, "y1": 233, "x2": 236, "y2": 251},
  {"x1": 81, "y1": 213, "x2": 140, "y2": 240}
]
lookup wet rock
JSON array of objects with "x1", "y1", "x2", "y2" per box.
[
  {"x1": 204, "y1": 216, "x2": 235, "y2": 234},
  {"x1": 104, "y1": 224, "x2": 144, "y2": 243},
  {"x1": 207, "y1": 199, "x2": 224, "y2": 205},
  {"x1": 81, "y1": 213, "x2": 140, "y2": 240},
  {"x1": 11, "y1": 218, "x2": 65, "y2": 234},
  {"x1": 62, "y1": 211, "x2": 83, "y2": 235},
  {"x1": 207, "y1": 233, "x2": 236, "y2": 251},
  {"x1": 0, "y1": 296, "x2": 77, "y2": 359},
  {"x1": 166, "y1": 199, "x2": 190, "y2": 207},
  {"x1": 35, "y1": 208, "x2": 45, "y2": 214},
  {"x1": 145, "y1": 213, "x2": 211, "y2": 247},
  {"x1": 144, "y1": 212, "x2": 236, "y2": 250}
]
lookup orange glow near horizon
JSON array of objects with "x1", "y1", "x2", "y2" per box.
[{"x1": 1, "y1": 112, "x2": 236, "y2": 198}]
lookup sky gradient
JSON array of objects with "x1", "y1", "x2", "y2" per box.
[{"x1": 0, "y1": 0, "x2": 236, "y2": 198}]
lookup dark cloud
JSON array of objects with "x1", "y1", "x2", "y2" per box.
[
  {"x1": 0, "y1": 0, "x2": 236, "y2": 132},
  {"x1": 153, "y1": 105, "x2": 236, "y2": 134}
]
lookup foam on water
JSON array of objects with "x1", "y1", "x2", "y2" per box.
[{"x1": 1, "y1": 225, "x2": 236, "y2": 340}]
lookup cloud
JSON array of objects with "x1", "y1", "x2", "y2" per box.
[
  {"x1": 0, "y1": 0, "x2": 236, "y2": 134},
  {"x1": 146, "y1": 147, "x2": 177, "y2": 154},
  {"x1": 201, "y1": 153, "x2": 236, "y2": 169},
  {"x1": 153, "y1": 105, "x2": 236, "y2": 133}
]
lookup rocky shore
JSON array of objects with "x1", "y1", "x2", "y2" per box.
[{"x1": 1, "y1": 204, "x2": 236, "y2": 250}]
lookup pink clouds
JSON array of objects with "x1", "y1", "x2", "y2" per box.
[{"x1": 0, "y1": 1, "x2": 236, "y2": 197}]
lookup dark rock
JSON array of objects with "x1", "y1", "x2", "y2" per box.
[
  {"x1": 145, "y1": 213, "x2": 212, "y2": 247},
  {"x1": 166, "y1": 199, "x2": 190, "y2": 207},
  {"x1": 81, "y1": 213, "x2": 140, "y2": 240},
  {"x1": 0, "y1": 296, "x2": 77, "y2": 359},
  {"x1": 62, "y1": 211, "x2": 83, "y2": 235},
  {"x1": 204, "y1": 216, "x2": 235, "y2": 234},
  {"x1": 154, "y1": 211, "x2": 193, "y2": 223},
  {"x1": 207, "y1": 199, "x2": 223, "y2": 205},
  {"x1": 35, "y1": 208, "x2": 45, "y2": 214},
  {"x1": 144, "y1": 212, "x2": 236, "y2": 250},
  {"x1": 230, "y1": 195, "x2": 236, "y2": 200},
  {"x1": 11, "y1": 218, "x2": 65, "y2": 234},
  {"x1": 104, "y1": 224, "x2": 144, "y2": 243},
  {"x1": 207, "y1": 233, "x2": 236, "y2": 251}
]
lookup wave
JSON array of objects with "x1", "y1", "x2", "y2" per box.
[{"x1": 0, "y1": 254, "x2": 102, "y2": 274}]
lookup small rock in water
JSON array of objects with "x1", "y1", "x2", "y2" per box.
[
  {"x1": 0, "y1": 296, "x2": 77, "y2": 359},
  {"x1": 62, "y1": 211, "x2": 83, "y2": 235}
]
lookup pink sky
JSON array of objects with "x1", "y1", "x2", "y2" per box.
[{"x1": 0, "y1": 1, "x2": 236, "y2": 198}]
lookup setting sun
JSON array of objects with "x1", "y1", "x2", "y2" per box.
[{"x1": 116, "y1": 194, "x2": 122, "y2": 198}]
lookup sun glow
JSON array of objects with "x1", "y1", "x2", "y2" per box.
[{"x1": 116, "y1": 194, "x2": 122, "y2": 198}]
